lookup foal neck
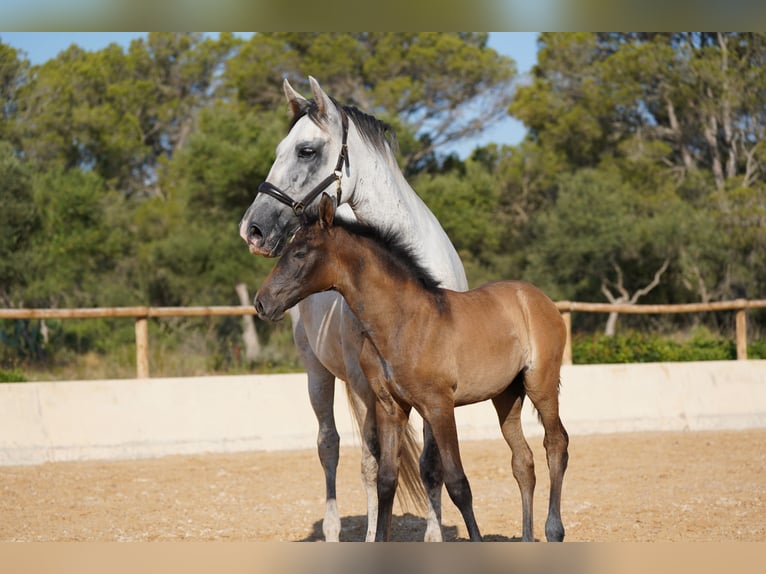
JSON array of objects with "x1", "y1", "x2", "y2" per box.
[{"x1": 332, "y1": 227, "x2": 445, "y2": 321}]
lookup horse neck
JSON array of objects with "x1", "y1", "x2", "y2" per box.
[{"x1": 343, "y1": 127, "x2": 468, "y2": 291}]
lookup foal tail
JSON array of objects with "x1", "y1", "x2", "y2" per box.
[{"x1": 344, "y1": 384, "x2": 427, "y2": 515}]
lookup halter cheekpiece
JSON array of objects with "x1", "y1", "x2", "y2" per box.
[{"x1": 256, "y1": 111, "x2": 349, "y2": 219}]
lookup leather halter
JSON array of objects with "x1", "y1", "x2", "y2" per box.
[{"x1": 256, "y1": 110, "x2": 349, "y2": 218}]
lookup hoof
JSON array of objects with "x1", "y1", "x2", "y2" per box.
[
  {"x1": 424, "y1": 523, "x2": 443, "y2": 542},
  {"x1": 545, "y1": 518, "x2": 565, "y2": 542}
]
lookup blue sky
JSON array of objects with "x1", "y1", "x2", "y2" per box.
[{"x1": 0, "y1": 31, "x2": 538, "y2": 157}]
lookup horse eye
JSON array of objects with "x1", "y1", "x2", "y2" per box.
[
  {"x1": 293, "y1": 250, "x2": 307, "y2": 259},
  {"x1": 298, "y1": 147, "x2": 316, "y2": 159}
]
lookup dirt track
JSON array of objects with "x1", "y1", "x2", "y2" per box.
[{"x1": 1, "y1": 429, "x2": 764, "y2": 542}]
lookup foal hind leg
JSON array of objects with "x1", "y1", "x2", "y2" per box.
[
  {"x1": 492, "y1": 382, "x2": 536, "y2": 541},
  {"x1": 420, "y1": 422, "x2": 444, "y2": 542},
  {"x1": 525, "y1": 367, "x2": 569, "y2": 542}
]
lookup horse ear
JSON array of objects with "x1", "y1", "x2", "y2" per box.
[
  {"x1": 308, "y1": 76, "x2": 334, "y2": 118},
  {"x1": 283, "y1": 78, "x2": 307, "y2": 117},
  {"x1": 318, "y1": 193, "x2": 336, "y2": 230}
]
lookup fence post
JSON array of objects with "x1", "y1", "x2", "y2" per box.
[
  {"x1": 135, "y1": 314, "x2": 150, "y2": 378},
  {"x1": 735, "y1": 300, "x2": 747, "y2": 361},
  {"x1": 562, "y1": 311, "x2": 572, "y2": 365}
]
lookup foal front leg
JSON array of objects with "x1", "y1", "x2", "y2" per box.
[
  {"x1": 423, "y1": 402, "x2": 482, "y2": 542},
  {"x1": 374, "y1": 400, "x2": 410, "y2": 541},
  {"x1": 420, "y1": 422, "x2": 444, "y2": 542}
]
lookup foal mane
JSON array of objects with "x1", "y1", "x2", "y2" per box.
[
  {"x1": 289, "y1": 96, "x2": 399, "y2": 157},
  {"x1": 303, "y1": 212, "x2": 442, "y2": 293}
]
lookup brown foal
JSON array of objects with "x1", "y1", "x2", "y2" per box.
[{"x1": 255, "y1": 195, "x2": 569, "y2": 542}]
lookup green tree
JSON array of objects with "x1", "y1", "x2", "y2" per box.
[
  {"x1": 510, "y1": 33, "x2": 766, "y2": 183},
  {"x1": 509, "y1": 32, "x2": 766, "y2": 309},
  {"x1": 25, "y1": 168, "x2": 127, "y2": 308},
  {"x1": 128, "y1": 101, "x2": 287, "y2": 311},
  {"x1": 414, "y1": 156, "x2": 507, "y2": 286},
  {"x1": 0, "y1": 141, "x2": 39, "y2": 307},
  {"x1": 0, "y1": 39, "x2": 28, "y2": 143},
  {"x1": 526, "y1": 167, "x2": 684, "y2": 334},
  {"x1": 15, "y1": 33, "x2": 237, "y2": 199},
  {"x1": 225, "y1": 32, "x2": 516, "y2": 172}
]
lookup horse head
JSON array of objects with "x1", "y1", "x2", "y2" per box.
[{"x1": 239, "y1": 76, "x2": 352, "y2": 258}]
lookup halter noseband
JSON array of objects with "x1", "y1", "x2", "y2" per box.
[{"x1": 256, "y1": 110, "x2": 349, "y2": 218}]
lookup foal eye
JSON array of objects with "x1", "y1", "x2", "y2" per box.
[{"x1": 298, "y1": 147, "x2": 316, "y2": 159}]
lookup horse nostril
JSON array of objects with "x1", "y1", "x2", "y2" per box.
[
  {"x1": 254, "y1": 297, "x2": 264, "y2": 316},
  {"x1": 248, "y1": 224, "x2": 263, "y2": 241}
]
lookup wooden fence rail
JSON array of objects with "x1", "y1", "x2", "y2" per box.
[{"x1": 2, "y1": 299, "x2": 765, "y2": 377}]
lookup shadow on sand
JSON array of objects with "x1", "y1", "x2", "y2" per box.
[{"x1": 298, "y1": 513, "x2": 522, "y2": 542}]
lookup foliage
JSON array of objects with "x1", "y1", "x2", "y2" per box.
[
  {"x1": 225, "y1": 32, "x2": 515, "y2": 171},
  {"x1": 0, "y1": 368, "x2": 26, "y2": 383},
  {"x1": 509, "y1": 32, "x2": 766, "y2": 306},
  {"x1": 572, "y1": 329, "x2": 742, "y2": 364},
  {"x1": 1, "y1": 33, "x2": 765, "y2": 376},
  {"x1": 0, "y1": 142, "x2": 39, "y2": 306}
]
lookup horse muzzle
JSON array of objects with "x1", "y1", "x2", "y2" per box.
[
  {"x1": 239, "y1": 219, "x2": 280, "y2": 258},
  {"x1": 253, "y1": 293, "x2": 286, "y2": 322},
  {"x1": 243, "y1": 223, "x2": 267, "y2": 255}
]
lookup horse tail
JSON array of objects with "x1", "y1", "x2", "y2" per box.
[
  {"x1": 343, "y1": 383, "x2": 427, "y2": 515},
  {"x1": 397, "y1": 421, "x2": 428, "y2": 514}
]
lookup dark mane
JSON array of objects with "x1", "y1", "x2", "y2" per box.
[
  {"x1": 289, "y1": 97, "x2": 398, "y2": 157},
  {"x1": 301, "y1": 212, "x2": 442, "y2": 293}
]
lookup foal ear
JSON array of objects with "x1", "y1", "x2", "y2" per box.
[
  {"x1": 318, "y1": 193, "x2": 336, "y2": 230},
  {"x1": 283, "y1": 78, "x2": 307, "y2": 117},
  {"x1": 309, "y1": 76, "x2": 335, "y2": 119}
]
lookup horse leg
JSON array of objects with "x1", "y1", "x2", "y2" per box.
[
  {"x1": 294, "y1": 323, "x2": 342, "y2": 542},
  {"x1": 525, "y1": 367, "x2": 569, "y2": 542},
  {"x1": 374, "y1": 400, "x2": 410, "y2": 541},
  {"x1": 420, "y1": 422, "x2": 444, "y2": 542},
  {"x1": 343, "y1": 374, "x2": 380, "y2": 541},
  {"x1": 492, "y1": 381, "x2": 536, "y2": 541},
  {"x1": 422, "y1": 401, "x2": 482, "y2": 541}
]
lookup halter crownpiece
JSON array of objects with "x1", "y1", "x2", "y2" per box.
[{"x1": 256, "y1": 110, "x2": 349, "y2": 217}]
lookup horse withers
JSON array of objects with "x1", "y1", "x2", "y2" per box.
[{"x1": 255, "y1": 195, "x2": 569, "y2": 542}]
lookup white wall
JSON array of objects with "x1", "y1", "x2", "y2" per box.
[{"x1": 1, "y1": 361, "x2": 765, "y2": 466}]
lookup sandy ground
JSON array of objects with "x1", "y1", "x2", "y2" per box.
[{"x1": 1, "y1": 429, "x2": 764, "y2": 542}]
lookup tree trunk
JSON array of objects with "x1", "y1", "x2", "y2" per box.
[
  {"x1": 717, "y1": 33, "x2": 738, "y2": 181},
  {"x1": 601, "y1": 259, "x2": 670, "y2": 336},
  {"x1": 604, "y1": 311, "x2": 619, "y2": 337},
  {"x1": 703, "y1": 105, "x2": 725, "y2": 191},
  {"x1": 235, "y1": 283, "x2": 261, "y2": 362},
  {"x1": 665, "y1": 94, "x2": 694, "y2": 172}
]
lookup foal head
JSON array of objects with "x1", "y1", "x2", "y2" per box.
[{"x1": 254, "y1": 194, "x2": 340, "y2": 322}]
